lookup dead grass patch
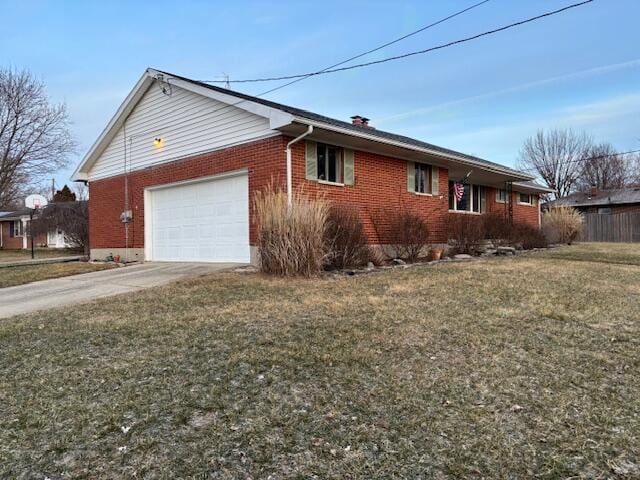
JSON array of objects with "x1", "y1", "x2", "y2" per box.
[
  {"x1": 0, "y1": 261, "x2": 113, "y2": 288},
  {"x1": 0, "y1": 244, "x2": 639, "y2": 478}
]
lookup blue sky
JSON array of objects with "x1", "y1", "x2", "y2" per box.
[{"x1": 2, "y1": 0, "x2": 639, "y2": 188}]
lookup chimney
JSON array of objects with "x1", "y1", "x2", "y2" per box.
[
  {"x1": 590, "y1": 184, "x2": 598, "y2": 197},
  {"x1": 351, "y1": 115, "x2": 373, "y2": 128}
]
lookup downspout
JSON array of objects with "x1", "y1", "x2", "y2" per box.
[{"x1": 286, "y1": 125, "x2": 313, "y2": 206}]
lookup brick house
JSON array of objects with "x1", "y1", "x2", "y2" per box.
[
  {"x1": 0, "y1": 209, "x2": 48, "y2": 250},
  {"x1": 72, "y1": 68, "x2": 551, "y2": 264}
]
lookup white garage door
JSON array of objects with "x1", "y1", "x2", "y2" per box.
[{"x1": 146, "y1": 173, "x2": 250, "y2": 263}]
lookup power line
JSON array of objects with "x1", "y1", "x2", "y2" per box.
[
  {"x1": 151, "y1": 0, "x2": 593, "y2": 138},
  {"x1": 202, "y1": 0, "x2": 594, "y2": 85},
  {"x1": 135, "y1": 0, "x2": 493, "y2": 139},
  {"x1": 202, "y1": 0, "x2": 492, "y2": 95}
]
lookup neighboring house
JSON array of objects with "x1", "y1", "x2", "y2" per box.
[
  {"x1": 0, "y1": 208, "x2": 74, "y2": 250},
  {"x1": 544, "y1": 186, "x2": 640, "y2": 214},
  {"x1": 0, "y1": 209, "x2": 47, "y2": 250},
  {"x1": 72, "y1": 68, "x2": 551, "y2": 264}
]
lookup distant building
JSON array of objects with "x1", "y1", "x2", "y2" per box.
[
  {"x1": 544, "y1": 186, "x2": 640, "y2": 215},
  {"x1": 0, "y1": 208, "x2": 73, "y2": 250}
]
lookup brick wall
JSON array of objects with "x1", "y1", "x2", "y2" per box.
[
  {"x1": 0, "y1": 221, "x2": 24, "y2": 249},
  {"x1": 89, "y1": 136, "x2": 289, "y2": 249},
  {"x1": 0, "y1": 221, "x2": 48, "y2": 249},
  {"x1": 89, "y1": 134, "x2": 541, "y2": 250},
  {"x1": 485, "y1": 188, "x2": 541, "y2": 228},
  {"x1": 290, "y1": 142, "x2": 450, "y2": 243}
]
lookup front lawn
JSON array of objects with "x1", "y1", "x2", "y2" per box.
[
  {"x1": 1, "y1": 244, "x2": 639, "y2": 478},
  {"x1": 535, "y1": 241, "x2": 640, "y2": 266},
  {"x1": 0, "y1": 262, "x2": 114, "y2": 288},
  {"x1": 0, "y1": 248, "x2": 81, "y2": 263}
]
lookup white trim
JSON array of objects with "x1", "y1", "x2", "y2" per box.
[
  {"x1": 295, "y1": 118, "x2": 535, "y2": 181},
  {"x1": 143, "y1": 168, "x2": 249, "y2": 262},
  {"x1": 318, "y1": 180, "x2": 346, "y2": 187},
  {"x1": 72, "y1": 71, "x2": 154, "y2": 181},
  {"x1": 144, "y1": 168, "x2": 248, "y2": 192},
  {"x1": 144, "y1": 188, "x2": 153, "y2": 262},
  {"x1": 412, "y1": 192, "x2": 434, "y2": 197},
  {"x1": 516, "y1": 192, "x2": 533, "y2": 205},
  {"x1": 448, "y1": 209, "x2": 481, "y2": 215},
  {"x1": 449, "y1": 183, "x2": 486, "y2": 213}
]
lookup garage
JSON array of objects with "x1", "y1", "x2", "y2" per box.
[{"x1": 145, "y1": 172, "x2": 250, "y2": 263}]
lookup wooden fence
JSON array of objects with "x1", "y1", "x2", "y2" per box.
[{"x1": 582, "y1": 212, "x2": 640, "y2": 242}]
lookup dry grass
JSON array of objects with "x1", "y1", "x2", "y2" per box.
[
  {"x1": 0, "y1": 248, "x2": 80, "y2": 263},
  {"x1": 542, "y1": 205, "x2": 584, "y2": 244},
  {"x1": 1, "y1": 244, "x2": 639, "y2": 478},
  {"x1": 254, "y1": 186, "x2": 329, "y2": 276},
  {"x1": 0, "y1": 262, "x2": 113, "y2": 288},
  {"x1": 535, "y1": 242, "x2": 640, "y2": 266}
]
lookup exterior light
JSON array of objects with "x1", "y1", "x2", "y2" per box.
[{"x1": 153, "y1": 137, "x2": 164, "y2": 148}]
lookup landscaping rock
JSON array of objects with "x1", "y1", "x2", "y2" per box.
[
  {"x1": 366, "y1": 262, "x2": 375, "y2": 271},
  {"x1": 496, "y1": 246, "x2": 516, "y2": 255},
  {"x1": 392, "y1": 258, "x2": 406, "y2": 265},
  {"x1": 453, "y1": 254, "x2": 473, "y2": 260}
]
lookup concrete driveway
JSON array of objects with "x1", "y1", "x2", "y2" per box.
[{"x1": 0, "y1": 262, "x2": 240, "y2": 319}]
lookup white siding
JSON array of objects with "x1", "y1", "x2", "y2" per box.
[{"x1": 88, "y1": 84, "x2": 277, "y2": 181}]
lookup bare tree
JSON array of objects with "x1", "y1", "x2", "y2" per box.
[
  {"x1": 518, "y1": 129, "x2": 592, "y2": 199},
  {"x1": 0, "y1": 68, "x2": 75, "y2": 206},
  {"x1": 73, "y1": 182, "x2": 88, "y2": 201},
  {"x1": 576, "y1": 142, "x2": 632, "y2": 191},
  {"x1": 629, "y1": 153, "x2": 640, "y2": 187},
  {"x1": 31, "y1": 201, "x2": 89, "y2": 254}
]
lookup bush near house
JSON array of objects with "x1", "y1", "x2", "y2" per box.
[
  {"x1": 324, "y1": 204, "x2": 372, "y2": 270},
  {"x1": 542, "y1": 206, "x2": 583, "y2": 245},
  {"x1": 511, "y1": 223, "x2": 548, "y2": 249},
  {"x1": 448, "y1": 213, "x2": 548, "y2": 254},
  {"x1": 254, "y1": 186, "x2": 329, "y2": 277},
  {"x1": 446, "y1": 214, "x2": 485, "y2": 254},
  {"x1": 482, "y1": 212, "x2": 514, "y2": 248},
  {"x1": 387, "y1": 209, "x2": 430, "y2": 262},
  {"x1": 482, "y1": 212, "x2": 548, "y2": 250}
]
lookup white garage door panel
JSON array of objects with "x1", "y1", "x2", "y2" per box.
[{"x1": 148, "y1": 174, "x2": 249, "y2": 263}]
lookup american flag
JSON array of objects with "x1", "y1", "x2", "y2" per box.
[{"x1": 453, "y1": 182, "x2": 465, "y2": 202}]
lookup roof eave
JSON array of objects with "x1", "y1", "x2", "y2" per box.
[
  {"x1": 289, "y1": 117, "x2": 534, "y2": 182},
  {"x1": 72, "y1": 70, "x2": 156, "y2": 182}
]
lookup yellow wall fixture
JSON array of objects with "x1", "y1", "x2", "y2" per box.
[{"x1": 153, "y1": 137, "x2": 164, "y2": 148}]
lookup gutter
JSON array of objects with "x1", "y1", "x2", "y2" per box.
[
  {"x1": 291, "y1": 118, "x2": 534, "y2": 181},
  {"x1": 286, "y1": 125, "x2": 313, "y2": 206}
]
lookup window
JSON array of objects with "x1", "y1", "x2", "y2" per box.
[
  {"x1": 518, "y1": 193, "x2": 532, "y2": 204},
  {"x1": 10, "y1": 220, "x2": 23, "y2": 237},
  {"x1": 414, "y1": 163, "x2": 433, "y2": 194},
  {"x1": 598, "y1": 207, "x2": 612, "y2": 215},
  {"x1": 496, "y1": 189, "x2": 508, "y2": 203},
  {"x1": 449, "y1": 182, "x2": 486, "y2": 213},
  {"x1": 317, "y1": 143, "x2": 343, "y2": 184}
]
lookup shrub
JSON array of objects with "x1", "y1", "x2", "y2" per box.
[
  {"x1": 388, "y1": 209, "x2": 429, "y2": 262},
  {"x1": 482, "y1": 211, "x2": 513, "y2": 248},
  {"x1": 542, "y1": 206, "x2": 583, "y2": 244},
  {"x1": 446, "y1": 214, "x2": 484, "y2": 254},
  {"x1": 254, "y1": 185, "x2": 329, "y2": 277},
  {"x1": 512, "y1": 223, "x2": 548, "y2": 249},
  {"x1": 324, "y1": 204, "x2": 372, "y2": 270}
]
